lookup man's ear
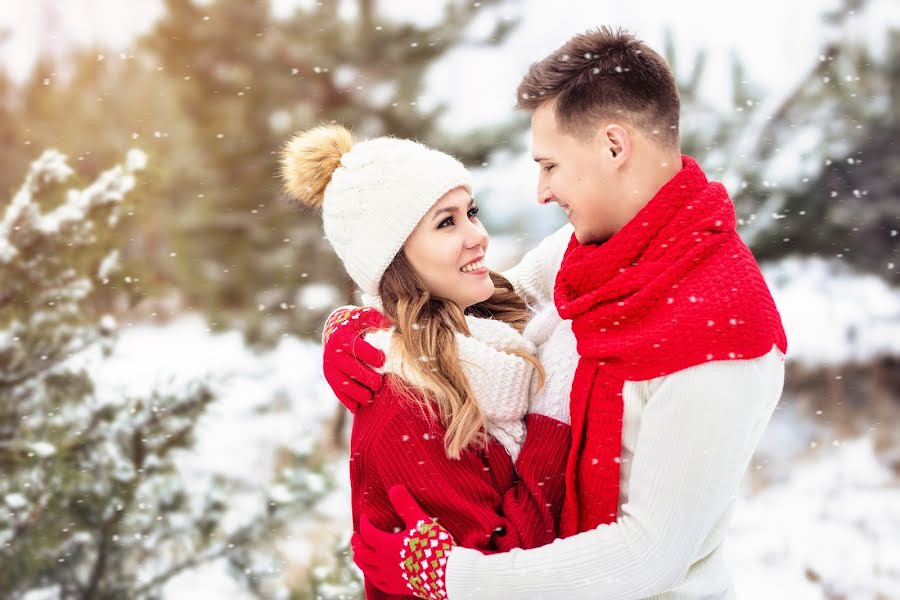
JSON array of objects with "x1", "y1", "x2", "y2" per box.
[{"x1": 602, "y1": 124, "x2": 630, "y2": 164}]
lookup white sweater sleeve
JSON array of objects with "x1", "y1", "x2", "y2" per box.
[
  {"x1": 445, "y1": 349, "x2": 785, "y2": 599},
  {"x1": 501, "y1": 224, "x2": 573, "y2": 306}
]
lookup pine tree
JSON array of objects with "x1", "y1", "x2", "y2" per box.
[
  {"x1": 0, "y1": 69, "x2": 29, "y2": 198},
  {"x1": 744, "y1": 26, "x2": 900, "y2": 282},
  {"x1": 140, "y1": 0, "x2": 519, "y2": 347},
  {"x1": 0, "y1": 149, "x2": 217, "y2": 597},
  {"x1": 670, "y1": 0, "x2": 898, "y2": 281}
]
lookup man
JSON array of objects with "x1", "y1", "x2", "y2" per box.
[{"x1": 327, "y1": 27, "x2": 787, "y2": 599}]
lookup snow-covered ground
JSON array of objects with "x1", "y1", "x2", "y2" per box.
[
  {"x1": 733, "y1": 435, "x2": 900, "y2": 600},
  {"x1": 74, "y1": 255, "x2": 900, "y2": 599}
]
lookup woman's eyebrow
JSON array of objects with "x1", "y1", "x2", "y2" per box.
[
  {"x1": 431, "y1": 205, "x2": 458, "y2": 222},
  {"x1": 431, "y1": 200, "x2": 474, "y2": 222}
]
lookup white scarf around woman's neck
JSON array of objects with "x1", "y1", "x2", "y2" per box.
[{"x1": 364, "y1": 315, "x2": 537, "y2": 460}]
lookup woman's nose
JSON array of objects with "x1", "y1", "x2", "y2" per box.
[{"x1": 465, "y1": 220, "x2": 488, "y2": 248}]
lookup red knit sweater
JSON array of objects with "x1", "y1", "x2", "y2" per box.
[{"x1": 350, "y1": 375, "x2": 571, "y2": 599}]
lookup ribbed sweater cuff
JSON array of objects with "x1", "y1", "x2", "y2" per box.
[{"x1": 518, "y1": 414, "x2": 571, "y2": 475}]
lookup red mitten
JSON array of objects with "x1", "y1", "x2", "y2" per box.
[
  {"x1": 352, "y1": 485, "x2": 456, "y2": 599},
  {"x1": 322, "y1": 306, "x2": 390, "y2": 414}
]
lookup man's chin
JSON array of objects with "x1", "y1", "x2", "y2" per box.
[{"x1": 573, "y1": 228, "x2": 610, "y2": 245}]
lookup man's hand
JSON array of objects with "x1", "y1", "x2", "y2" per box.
[
  {"x1": 352, "y1": 485, "x2": 456, "y2": 599},
  {"x1": 322, "y1": 306, "x2": 389, "y2": 413}
]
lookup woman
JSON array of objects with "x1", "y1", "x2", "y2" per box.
[{"x1": 280, "y1": 125, "x2": 571, "y2": 599}]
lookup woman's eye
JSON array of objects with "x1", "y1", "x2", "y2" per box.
[
  {"x1": 438, "y1": 217, "x2": 454, "y2": 229},
  {"x1": 467, "y1": 206, "x2": 480, "y2": 219}
]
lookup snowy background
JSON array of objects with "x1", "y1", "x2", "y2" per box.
[{"x1": 1, "y1": 0, "x2": 899, "y2": 598}]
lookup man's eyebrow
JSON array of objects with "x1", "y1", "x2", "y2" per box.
[{"x1": 533, "y1": 155, "x2": 553, "y2": 163}]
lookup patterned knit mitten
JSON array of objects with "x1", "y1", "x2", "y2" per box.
[
  {"x1": 400, "y1": 518, "x2": 455, "y2": 599},
  {"x1": 352, "y1": 485, "x2": 456, "y2": 599}
]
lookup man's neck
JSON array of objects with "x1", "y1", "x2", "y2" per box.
[
  {"x1": 640, "y1": 148, "x2": 682, "y2": 198},
  {"x1": 622, "y1": 147, "x2": 683, "y2": 222}
]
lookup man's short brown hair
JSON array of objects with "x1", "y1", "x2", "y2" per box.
[{"x1": 517, "y1": 27, "x2": 680, "y2": 148}]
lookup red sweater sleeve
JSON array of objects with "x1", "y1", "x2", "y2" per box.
[
  {"x1": 506, "y1": 413, "x2": 570, "y2": 542},
  {"x1": 360, "y1": 383, "x2": 570, "y2": 553}
]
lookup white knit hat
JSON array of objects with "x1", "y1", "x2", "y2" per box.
[{"x1": 280, "y1": 125, "x2": 471, "y2": 297}]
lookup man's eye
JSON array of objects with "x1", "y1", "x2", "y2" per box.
[{"x1": 543, "y1": 164, "x2": 555, "y2": 173}]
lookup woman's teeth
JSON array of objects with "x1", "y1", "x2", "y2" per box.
[{"x1": 460, "y1": 259, "x2": 485, "y2": 273}]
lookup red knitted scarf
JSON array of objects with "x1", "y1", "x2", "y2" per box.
[{"x1": 554, "y1": 156, "x2": 787, "y2": 536}]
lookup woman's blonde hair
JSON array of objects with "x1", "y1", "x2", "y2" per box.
[{"x1": 378, "y1": 251, "x2": 545, "y2": 459}]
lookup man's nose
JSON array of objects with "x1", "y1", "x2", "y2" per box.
[{"x1": 538, "y1": 186, "x2": 556, "y2": 205}]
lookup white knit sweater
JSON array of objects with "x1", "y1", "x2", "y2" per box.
[{"x1": 442, "y1": 225, "x2": 786, "y2": 599}]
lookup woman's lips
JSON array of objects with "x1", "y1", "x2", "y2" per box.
[{"x1": 460, "y1": 258, "x2": 487, "y2": 273}]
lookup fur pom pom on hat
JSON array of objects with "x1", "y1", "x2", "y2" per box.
[
  {"x1": 280, "y1": 124, "x2": 353, "y2": 211},
  {"x1": 280, "y1": 124, "x2": 472, "y2": 298}
]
